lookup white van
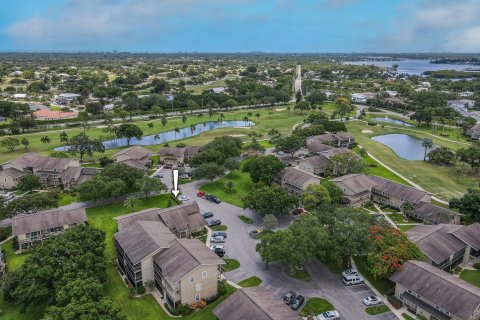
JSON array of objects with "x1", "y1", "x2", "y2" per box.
[{"x1": 342, "y1": 274, "x2": 364, "y2": 286}]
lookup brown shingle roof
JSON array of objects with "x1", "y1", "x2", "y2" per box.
[
  {"x1": 330, "y1": 173, "x2": 378, "y2": 195},
  {"x1": 158, "y1": 202, "x2": 206, "y2": 235},
  {"x1": 413, "y1": 202, "x2": 460, "y2": 224},
  {"x1": 279, "y1": 167, "x2": 320, "y2": 188},
  {"x1": 390, "y1": 260, "x2": 480, "y2": 320},
  {"x1": 1, "y1": 153, "x2": 76, "y2": 171},
  {"x1": 406, "y1": 225, "x2": 465, "y2": 264},
  {"x1": 115, "y1": 207, "x2": 165, "y2": 231},
  {"x1": 303, "y1": 155, "x2": 330, "y2": 169},
  {"x1": 114, "y1": 146, "x2": 152, "y2": 161},
  {"x1": 0, "y1": 167, "x2": 26, "y2": 178},
  {"x1": 153, "y1": 238, "x2": 224, "y2": 283},
  {"x1": 370, "y1": 176, "x2": 428, "y2": 204},
  {"x1": 307, "y1": 140, "x2": 335, "y2": 153},
  {"x1": 213, "y1": 287, "x2": 302, "y2": 320},
  {"x1": 320, "y1": 148, "x2": 354, "y2": 159},
  {"x1": 453, "y1": 223, "x2": 480, "y2": 251},
  {"x1": 12, "y1": 207, "x2": 87, "y2": 236},
  {"x1": 158, "y1": 147, "x2": 186, "y2": 157},
  {"x1": 114, "y1": 221, "x2": 175, "y2": 264},
  {"x1": 184, "y1": 146, "x2": 202, "y2": 157}
]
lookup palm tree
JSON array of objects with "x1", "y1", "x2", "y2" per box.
[
  {"x1": 190, "y1": 124, "x2": 197, "y2": 134},
  {"x1": 422, "y1": 138, "x2": 433, "y2": 161},
  {"x1": 255, "y1": 112, "x2": 260, "y2": 120},
  {"x1": 247, "y1": 112, "x2": 253, "y2": 117},
  {"x1": 182, "y1": 113, "x2": 187, "y2": 124},
  {"x1": 59, "y1": 131, "x2": 69, "y2": 146},
  {"x1": 287, "y1": 106, "x2": 291, "y2": 115},
  {"x1": 154, "y1": 134, "x2": 160, "y2": 141},
  {"x1": 242, "y1": 115, "x2": 249, "y2": 125},
  {"x1": 41, "y1": 136, "x2": 51, "y2": 145},
  {"x1": 197, "y1": 113, "x2": 203, "y2": 119},
  {"x1": 174, "y1": 127, "x2": 180, "y2": 138}
]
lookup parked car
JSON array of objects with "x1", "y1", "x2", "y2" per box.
[
  {"x1": 1, "y1": 193, "x2": 15, "y2": 201},
  {"x1": 290, "y1": 295, "x2": 305, "y2": 310},
  {"x1": 206, "y1": 194, "x2": 221, "y2": 204},
  {"x1": 341, "y1": 269, "x2": 358, "y2": 277},
  {"x1": 179, "y1": 195, "x2": 190, "y2": 202},
  {"x1": 249, "y1": 228, "x2": 264, "y2": 239},
  {"x1": 315, "y1": 310, "x2": 340, "y2": 320},
  {"x1": 210, "y1": 236, "x2": 225, "y2": 243},
  {"x1": 210, "y1": 245, "x2": 224, "y2": 251},
  {"x1": 277, "y1": 151, "x2": 284, "y2": 155},
  {"x1": 212, "y1": 231, "x2": 227, "y2": 238},
  {"x1": 202, "y1": 211, "x2": 214, "y2": 219},
  {"x1": 207, "y1": 219, "x2": 221, "y2": 227},
  {"x1": 363, "y1": 296, "x2": 381, "y2": 306},
  {"x1": 282, "y1": 291, "x2": 296, "y2": 305},
  {"x1": 153, "y1": 173, "x2": 163, "y2": 179},
  {"x1": 292, "y1": 208, "x2": 304, "y2": 215},
  {"x1": 342, "y1": 274, "x2": 364, "y2": 286},
  {"x1": 283, "y1": 161, "x2": 293, "y2": 167},
  {"x1": 197, "y1": 191, "x2": 205, "y2": 197},
  {"x1": 179, "y1": 174, "x2": 190, "y2": 179},
  {"x1": 213, "y1": 247, "x2": 225, "y2": 258}
]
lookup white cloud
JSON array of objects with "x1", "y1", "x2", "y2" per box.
[
  {"x1": 5, "y1": 0, "x2": 250, "y2": 49},
  {"x1": 367, "y1": 0, "x2": 480, "y2": 52}
]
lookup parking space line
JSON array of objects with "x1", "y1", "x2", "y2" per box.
[
  {"x1": 351, "y1": 290, "x2": 373, "y2": 294},
  {"x1": 227, "y1": 272, "x2": 246, "y2": 280}
]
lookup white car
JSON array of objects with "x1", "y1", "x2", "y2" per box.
[
  {"x1": 315, "y1": 310, "x2": 340, "y2": 320},
  {"x1": 210, "y1": 245, "x2": 224, "y2": 251},
  {"x1": 341, "y1": 268, "x2": 358, "y2": 277},
  {"x1": 277, "y1": 151, "x2": 284, "y2": 155},
  {"x1": 179, "y1": 195, "x2": 190, "y2": 202},
  {"x1": 363, "y1": 296, "x2": 382, "y2": 306},
  {"x1": 210, "y1": 236, "x2": 225, "y2": 243}
]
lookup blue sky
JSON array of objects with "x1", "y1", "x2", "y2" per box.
[{"x1": 1, "y1": 0, "x2": 479, "y2": 52}]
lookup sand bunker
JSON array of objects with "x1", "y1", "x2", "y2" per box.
[
  {"x1": 275, "y1": 108, "x2": 286, "y2": 111},
  {"x1": 229, "y1": 134, "x2": 246, "y2": 137},
  {"x1": 362, "y1": 129, "x2": 373, "y2": 134}
]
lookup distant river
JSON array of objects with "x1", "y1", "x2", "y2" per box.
[
  {"x1": 55, "y1": 120, "x2": 254, "y2": 151},
  {"x1": 343, "y1": 59, "x2": 474, "y2": 76}
]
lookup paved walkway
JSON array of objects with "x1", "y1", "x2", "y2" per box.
[{"x1": 373, "y1": 204, "x2": 398, "y2": 229}]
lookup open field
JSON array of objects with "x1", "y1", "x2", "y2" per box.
[
  {"x1": 347, "y1": 122, "x2": 476, "y2": 200},
  {"x1": 460, "y1": 270, "x2": 480, "y2": 288},
  {"x1": 0, "y1": 106, "x2": 303, "y2": 164}
]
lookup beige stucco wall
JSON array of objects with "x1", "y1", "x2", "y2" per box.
[
  {"x1": 141, "y1": 249, "x2": 165, "y2": 284},
  {"x1": 179, "y1": 264, "x2": 219, "y2": 305},
  {"x1": 0, "y1": 174, "x2": 18, "y2": 189}
]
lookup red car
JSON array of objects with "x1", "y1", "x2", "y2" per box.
[
  {"x1": 197, "y1": 191, "x2": 205, "y2": 197},
  {"x1": 292, "y1": 208, "x2": 304, "y2": 215}
]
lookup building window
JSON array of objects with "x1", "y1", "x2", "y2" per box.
[
  {"x1": 202, "y1": 271, "x2": 207, "y2": 279},
  {"x1": 194, "y1": 294, "x2": 200, "y2": 302},
  {"x1": 196, "y1": 283, "x2": 202, "y2": 292},
  {"x1": 190, "y1": 276, "x2": 195, "y2": 283}
]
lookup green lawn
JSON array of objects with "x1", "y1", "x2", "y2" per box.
[
  {"x1": 287, "y1": 267, "x2": 312, "y2": 282},
  {"x1": 210, "y1": 225, "x2": 227, "y2": 232},
  {"x1": 366, "y1": 305, "x2": 390, "y2": 315},
  {"x1": 348, "y1": 122, "x2": 475, "y2": 200},
  {"x1": 238, "y1": 276, "x2": 262, "y2": 288},
  {"x1": 300, "y1": 297, "x2": 335, "y2": 317},
  {"x1": 199, "y1": 168, "x2": 253, "y2": 208},
  {"x1": 398, "y1": 225, "x2": 418, "y2": 232},
  {"x1": 353, "y1": 256, "x2": 395, "y2": 294},
  {"x1": 2, "y1": 238, "x2": 30, "y2": 272},
  {"x1": 387, "y1": 213, "x2": 416, "y2": 224},
  {"x1": 81, "y1": 162, "x2": 102, "y2": 168},
  {"x1": 402, "y1": 313, "x2": 416, "y2": 320},
  {"x1": 223, "y1": 259, "x2": 240, "y2": 272},
  {"x1": 237, "y1": 215, "x2": 253, "y2": 224},
  {"x1": 57, "y1": 192, "x2": 80, "y2": 206},
  {"x1": 460, "y1": 270, "x2": 480, "y2": 288}
]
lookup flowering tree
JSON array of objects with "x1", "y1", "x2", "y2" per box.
[{"x1": 367, "y1": 225, "x2": 423, "y2": 278}]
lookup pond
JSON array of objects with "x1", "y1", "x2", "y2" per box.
[
  {"x1": 371, "y1": 134, "x2": 437, "y2": 161},
  {"x1": 372, "y1": 116, "x2": 415, "y2": 127},
  {"x1": 56, "y1": 120, "x2": 254, "y2": 151}
]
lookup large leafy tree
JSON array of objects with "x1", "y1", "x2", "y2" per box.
[
  {"x1": 193, "y1": 163, "x2": 225, "y2": 181},
  {"x1": 301, "y1": 184, "x2": 331, "y2": 211},
  {"x1": 68, "y1": 133, "x2": 105, "y2": 161},
  {"x1": 1, "y1": 191, "x2": 59, "y2": 218},
  {"x1": 367, "y1": 225, "x2": 423, "y2": 278},
  {"x1": 449, "y1": 188, "x2": 480, "y2": 223},
  {"x1": 117, "y1": 123, "x2": 143, "y2": 146},
  {"x1": 328, "y1": 152, "x2": 366, "y2": 176},
  {"x1": 457, "y1": 145, "x2": 480, "y2": 173},
  {"x1": 274, "y1": 135, "x2": 305, "y2": 158},
  {"x1": 243, "y1": 184, "x2": 298, "y2": 217},
  {"x1": 191, "y1": 136, "x2": 243, "y2": 166},
  {"x1": 135, "y1": 176, "x2": 167, "y2": 197},
  {"x1": 17, "y1": 172, "x2": 42, "y2": 192},
  {"x1": 242, "y1": 156, "x2": 285, "y2": 184},
  {"x1": 1, "y1": 137, "x2": 20, "y2": 151}
]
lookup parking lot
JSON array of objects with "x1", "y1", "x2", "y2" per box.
[{"x1": 177, "y1": 179, "x2": 398, "y2": 320}]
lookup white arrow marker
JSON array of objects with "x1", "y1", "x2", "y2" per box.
[{"x1": 171, "y1": 169, "x2": 180, "y2": 198}]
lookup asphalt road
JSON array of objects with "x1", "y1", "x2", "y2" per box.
[
  {"x1": 179, "y1": 180, "x2": 397, "y2": 320},
  {"x1": 295, "y1": 65, "x2": 302, "y2": 94}
]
